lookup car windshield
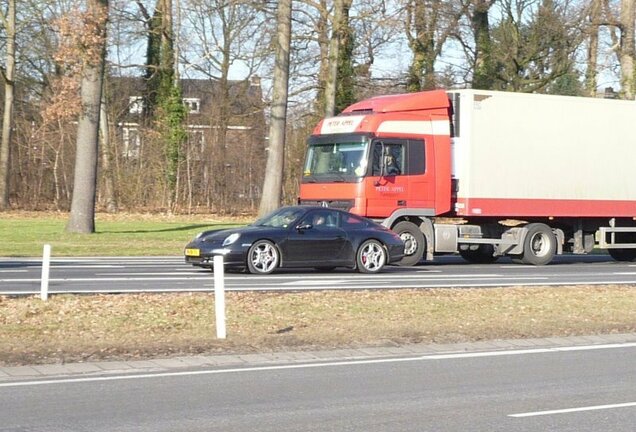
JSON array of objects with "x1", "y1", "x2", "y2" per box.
[
  {"x1": 303, "y1": 141, "x2": 367, "y2": 181},
  {"x1": 253, "y1": 207, "x2": 306, "y2": 228}
]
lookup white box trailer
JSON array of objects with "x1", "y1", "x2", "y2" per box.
[
  {"x1": 429, "y1": 90, "x2": 636, "y2": 264},
  {"x1": 449, "y1": 89, "x2": 636, "y2": 217}
]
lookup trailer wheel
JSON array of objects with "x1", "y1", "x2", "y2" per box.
[
  {"x1": 608, "y1": 249, "x2": 636, "y2": 262},
  {"x1": 519, "y1": 223, "x2": 556, "y2": 265},
  {"x1": 393, "y1": 221, "x2": 425, "y2": 266},
  {"x1": 459, "y1": 244, "x2": 499, "y2": 264}
]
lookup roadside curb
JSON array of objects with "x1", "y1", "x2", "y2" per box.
[{"x1": 2, "y1": 333, "x2": 636, "y2": 382}]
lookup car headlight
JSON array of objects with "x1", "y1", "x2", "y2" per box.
[{"x1": 222, "y1": 233, "x2": 240, "y2": 246}]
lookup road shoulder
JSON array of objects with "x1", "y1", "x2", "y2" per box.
[{"x1": 2, "y1": 333, "x2": 635, "y2": 382}]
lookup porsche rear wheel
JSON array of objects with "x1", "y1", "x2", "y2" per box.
[
  {"x1": 247, "y1": 240, "x2": 279, "y2": 274},
  {"x1": 356, "y1": 239, "x2": 387, "y2": 273}
]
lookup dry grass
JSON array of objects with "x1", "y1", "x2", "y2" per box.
[{"x1": 2, "y1": 285, "x2": 635, "y2": 366}]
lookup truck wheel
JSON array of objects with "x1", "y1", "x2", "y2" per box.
[
  {"x1": 519, "y1": 223, "x2": 556, "y2": 265},
  {"x1": 608, "y1": 248, "x2": 636, "y2": 262},
  {"x1": 393, "y1": 221, "x2": 425, "y2": 266},
  {"x1": 459, "y1": 244, "x2": 499, "y2": 264}
]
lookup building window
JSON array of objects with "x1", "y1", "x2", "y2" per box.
[
  {"x1": 129, "y1": 96, "x2": 144, "y2": 114},
  {"x1": 183, "y1": 98, "x2": 200, "y2": 114},
  {"x1": 123, "y1": 126, "x2": 141, "y2": 158}
]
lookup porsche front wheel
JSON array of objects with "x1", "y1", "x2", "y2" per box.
[{"x1": 247, "y1": 240, "x2": 279, "y2": 274}]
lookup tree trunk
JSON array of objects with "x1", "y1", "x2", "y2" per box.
[
  {"x1": 335, "y1": 0, "x2": 355, "y2": 113},
  {"x1": 258, "y1": 0, "x2": 292, "y2": 217},
  {"x1": 324, "y1": 0, "x2": 343, "y2": 117},
  {"x1": 620, "y1": 0, "x2": 635, "y2": 99},
  {"x1": 0, "y1": 0, "x2": 15, "y2": 210},
  {"x1": 585, "y1": 0, "x2": 601, "y2": 96},
  {"x1": 66, "y1": 0, "x2": 109, "y2": 233},
  {"x1": 314, "y1": 0, "x2": 329, "y2": 115},
  {"x1": 406, "y1": 0, "x2": 430, "y2": 92},
  {"x1": 99, "y1": 95, "x2": 117, "y2": 212},
  {"x1": 472, "y1": 0, "x2": 496, "y2": 90}
]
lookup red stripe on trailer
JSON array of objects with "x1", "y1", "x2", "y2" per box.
[{"x1": 456, "y1": 198, "x2": 636, "y2": 218}]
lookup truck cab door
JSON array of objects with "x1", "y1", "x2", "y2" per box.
[{"x1": 365, "y1": 138, "x2": 434, "y2": 217}]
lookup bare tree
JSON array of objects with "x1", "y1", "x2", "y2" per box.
[
  {"x1": 180, "y1": 0, "x2": 268, "y2": 211},
  {"x1": 0, "y1": 0, "x2": 15, "y2": 210},
  {"x1": 472, "y1": 0, "x2": 583, "y2": 94},
  {"x1": 404, "y1": 0, "x2": 466, "y2": 91},
  {"x1": 258, "y1": 0, "x2": 292, "y2": 216},
  {"x1": 66, "y1": 0, "x2": 109, "y2": 233}
]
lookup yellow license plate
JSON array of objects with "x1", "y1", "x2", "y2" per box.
[{"x1": 185, "y1": 248, "x2": 200, "y2": 257}]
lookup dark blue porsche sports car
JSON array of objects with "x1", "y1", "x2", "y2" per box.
[{"x1": 184, "y1": 206, "x2": 405, "y2": 274}]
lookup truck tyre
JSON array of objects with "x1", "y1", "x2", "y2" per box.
[
  {"x1": 608, "y1": 248, "x2": 636, "y2": 262},
  {"x1": 459, "y1": 244, "x2": 499, "y2": 264},
  {"x1": 393, "y1": 221, "x2": 425, "y2": 266},
  {"x1": 519, "y1": 223, "x2": 556, "y2": 265}
]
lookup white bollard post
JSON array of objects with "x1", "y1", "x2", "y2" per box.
[
  {"x1": 41, "y1": 244, "x2": 51, "y2": 301},
  {"x1": 213, "y1": 255, "x2": 226, "y2": 339}
]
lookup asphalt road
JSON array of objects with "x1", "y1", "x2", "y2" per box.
[
  {"x1": 1, "y1": 253, "x2": 636, "y2": 295},
  {"x1": 1, "y1": 342, "x2": 634, "y2": 431}
]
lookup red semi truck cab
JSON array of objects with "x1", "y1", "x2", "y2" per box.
[
  {"x1": 300, "y1": 89, "x2": 636, "y2": 266},
  {"x1": 300, "y1": 90, "x2": 453, "y2": 219}
]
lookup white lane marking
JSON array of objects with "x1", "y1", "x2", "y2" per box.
[
  {"x1": 1, "y1": 342, "x2": 634, "y2": 388},
  {"x1": 509, "y1": 402, "x2": 636, "y2": 418},
  {"x1": 96, "y1": 272, "x2": 210, "y2": 276},
  {"x1": 500, "y1": 265, "x2": 535, "y2": 269},
  {"x1": 4, "y1": 278, "x2": 636, "y2": 295},
  {"x1": 283, "y1": 280, "x2": 348, "y2": 286},
  {"x1": 0, "y1": 276, "x2": 212, "y2": 283},
  {"x1": 281, "y1": 277, "x2": 548, "y2": 286},
  {"x1": 0, "y1": 274, "x2": 528, "y2": 283},
  {"x1": 0, "y1": 270, "x2": 28, "y2": 273},
  {"x1": 49, "y1": 265, "x2": 123, "y2": 269}
]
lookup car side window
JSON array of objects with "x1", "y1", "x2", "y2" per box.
[
  {"x1": 341, "y1": 213, "x2": 368, "y2": 229},
  {"x1": 300, "y1": 211, "x2": 338, "y2": 228}
]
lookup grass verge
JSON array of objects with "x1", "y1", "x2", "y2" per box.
[
  {"x1": 2, "y1": 285, "x2": 635, "y2": 366},
  {"x1": 0, "y1": 212, "x2": 250, "y2": 256}
]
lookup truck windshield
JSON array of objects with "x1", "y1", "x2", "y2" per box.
[{"x1": 302, "y1": 141, "x2": 368, "y2": 182}]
